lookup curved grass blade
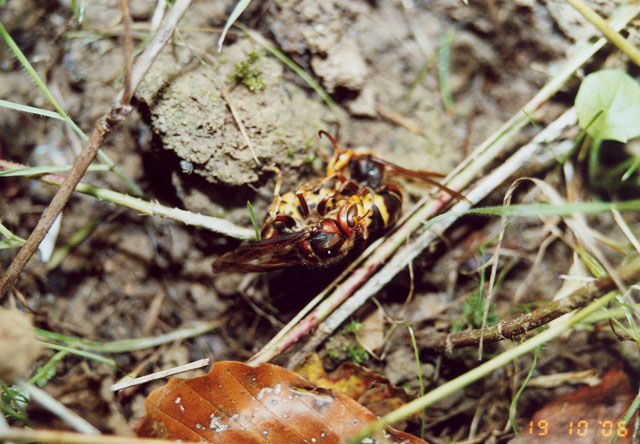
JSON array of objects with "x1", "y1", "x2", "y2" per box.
[
  {"x1": 217, "y1": 0, "x2": 253, "y2": 52},
  {"x1": 0, "y1": 100, "x2": 66, "y2": 121},
  {"x1": 34, "y1": 320, "x2": 221, "y2": 353},
  {"x1": 0, "y1": 164, "x2": 110, "y2": 177}
]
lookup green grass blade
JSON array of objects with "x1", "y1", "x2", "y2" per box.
[
  {"x1": 47, "y1": 218, "x2": 101, "y2": 270},
  {"x1": 622, "y1": 154, "x2": 640, "y2": 181},
  {"x1": 34, "y1": 320, "x2": 221, "y2": 353},
  {"x1": 0, "y1": 222, "x2": 24, "y2": 241},
  {"x1": 510, "y1": 343, "x2": 541, "y2": 442},
  {"x1": 404, "y1": 323, "x2": 426, "y2": 440},
  {"x1": 0, "y1": 239, "x2": 25, "y2": 249},
  {"x1": 437, "y1": 31, "x2": 455, "y2": 112},
  {"x1": 0, "y1": 164, "x2": 110, "y2": 177},
  {"x1": 0, "y1": 221, "x2": 26, "y2": 249},
  {"x1": 39, "y1": 342, "x2": 118, "y2": 369},
  {"x1": 70, "y1": 0, "x2": 86, "y2": 23},
  {"x1": 247, "y1": 200, "x2": 261, "y2": 240},
  {"x1": 0, "y1": 99, "x2": 66, "y2": 120},
  {"x1": 28, "y1": 350, "x2": 68, "y2": 387},
  {"x1": 611, "y1": 390, "x2": 640, "y2": 444},
  {"x1": 455, "y1": 200, "x2": 640, "y2": 219},
  {"x1": 0, "y1": 21, "x2": 85, "y2": 139},
  {"x1": 218, "y1": 0, "x2": 253, "y2": 52},
  {"x1": 346, "y1": 291, "x2": 617, "y2": 443},
  {"x1": 0, "y1": 20, "x2": 143, "y2": 196},
  {"x1": 406, "y1": 59, "x2": 435, "y2": 102},
  {"x1": 0, "y1": 380, "x2": 30, "y2": 425}
]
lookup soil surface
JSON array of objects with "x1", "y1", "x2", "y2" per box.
[{"x1": 1, "y1": 0, "x2": 638, "y2": 442}]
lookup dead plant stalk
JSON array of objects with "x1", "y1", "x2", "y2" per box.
[
  {"x1": 418, "y1": 258, "x2": 640, "y2": 351},
  {"x1": 0, "y1": 0, "x2": 192, "y2": 298},
  {"x1": 0, "y1": 159, "x2": 255, "y2": 239}
]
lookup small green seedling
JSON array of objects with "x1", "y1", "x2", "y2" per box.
[
  {"x1": 451, "y1": 290, "x2": 498, "y2": 332},
  {"x1": 0, "y1": 379, "x2": 30, "y2": 425},
  {"x1": 344, "y1": 344, "x2": 370, "y2": 364},
  {"x1": 246, "y1": 201, "x2": 261, "y2": 240},
  {"x1": 231, "y1": 51, "x2": 265, "y2": 91},
  {"x1": 344, "y1": 319, "x2": 363, "y2": 334}
]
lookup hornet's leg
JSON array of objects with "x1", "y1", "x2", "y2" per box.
[{"x1": 263, "y1": 165, "x2": 283, "y2": 221}]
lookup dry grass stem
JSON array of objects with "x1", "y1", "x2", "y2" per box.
[
  {"x1": 111, "y1": 359, "x2": 210, "y2": 391},
  {"x1": 530, "y1": 178, "x2": 639, "y2": 319},
  {"x1": 17, "y1": 381, "x2": 99, "y2": 434},
  {"x1": 119, "y1": 0, "x2": 133, "y2": 104},
  {"x1": 375, "y1": 104, "x2": 424, "y2": 135},
  {"x1": 611, "y1": 208, "x2": 640, "y2": 254},
  {"x1": 527, "y1": 369, "x2": 600, "y2": 388},
  {"x1": 565, "y1": 0, "x2": 640, "y2": 66},
  {"x1": 215, "y1": 78, "x2": 261, "y2": 166}
]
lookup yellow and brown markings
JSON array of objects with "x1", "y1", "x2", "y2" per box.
[{"x1": 212, "y1": 132, "x2": 463, "y2": 273}]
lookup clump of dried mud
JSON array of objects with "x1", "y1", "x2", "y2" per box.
[{"x1": 136, "y1": 38, "x2": 335, "y2": 186}]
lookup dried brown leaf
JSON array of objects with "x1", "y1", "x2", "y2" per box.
[{"x1": 136, "y1": 361, "x2": 428, "y2": 443}]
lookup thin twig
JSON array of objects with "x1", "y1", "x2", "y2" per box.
[
  {"x1": 345, "y1": 291, "x2": 619, "y2": 444},
  {"x1": 523, "y1": 177, "x2": 640, "y2": 324},
  {"x1": 255, "y1": 108, "x2": 573, "y2": 366},
  {"x1": 126, "y1": 0, "x2": 191, "y2": 103},
  {"x1": 0, "y1": 106, "x2": 130, "y2": 297},
  {"x1": 479, "y1": 179, "x2": 517, "y2": 360},
  {"x1": 214, "y1": 78, "x2": 261, "y2": 166},
  {"x1": 119, "y1": 0, "x2": 133, "y2": 105},
  {"x1": 611, "y1": 209, "x2": 640, "y2": 254},
  {"x1": 0, "y1": 20, "x2": 142, "y2": 196},
  {"x1": 375, "y1": 103, "x2": 424, "y2": 136},
  {"x1": 417, "y1": 258, "x2": 640, "y2": 351},
  {"x1": 0, "y1": 0, "x2": 192, "y2": 299}
]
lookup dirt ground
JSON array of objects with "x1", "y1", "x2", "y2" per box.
[{"x1": 1, "y1": 0, "x2": 639, "y2": 442}]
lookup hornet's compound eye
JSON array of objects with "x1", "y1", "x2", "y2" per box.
[
  {"x1": 337, "y1": 203, "x2": 361, "y2": 237},
  {"x1": 310, "y1": 220, "x2": 345, "y2": 260},
  {"x1": 350, "y1": 155, "x2": 383, "y2": 188},
  {"x1": 346, "y1": 205, "x2": 358, "y2": 228}
]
